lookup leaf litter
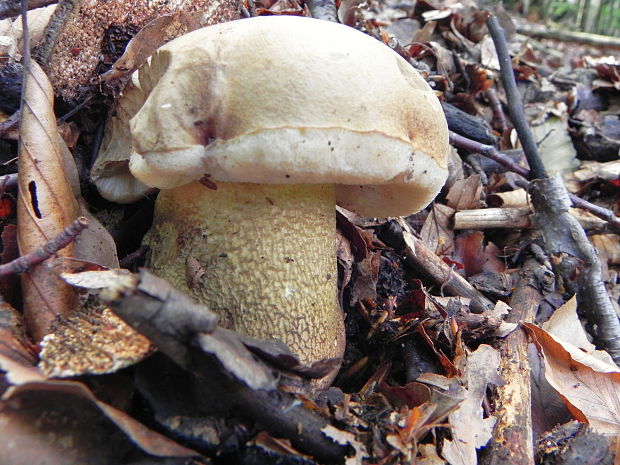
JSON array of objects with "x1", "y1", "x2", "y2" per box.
[{"x1": 0, "y1": 0, "x2": 619, "y2": 464}]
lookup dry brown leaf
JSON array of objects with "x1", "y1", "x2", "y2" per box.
[
  {"x1": 486, "y1": 188, "x2": 528, "y2": 207},
  {"x1": 442, "y1": 344, "x2": 502, "y2": 465},
  {"x1": 0, "y1": 5, "x2": 56, "y2": 61},
  {"x1": 541, "y1": 296, "x2": 618, "y2": 370},
  {"x1": 17, "y1": 60, "x2": 80, "y2": 341},
  {"x1": 524, "y1": 323, "x2": 620, "y2": 436},
  {"x1": 0, "y1": 302, "x2": 46, "y2": 386},
  {"x1": 99, "y1": 14, "x2": 174, "y2": 82},
  {"x1": 446, "y1": 175, "x2": 484, "y2": 210},
  {"x1": 1, "y1": 380, "x2": 202, "y2": 464},
  {"x1": 571, "y1": 160, "x2": 620, "y2": 182},
  {"x1": 322, "y1": 424, "x2": 368, "y2": 465},
  {"x1": 420, "y1": 203, "x2": 455, "y2": 257},
  {"x1": 591, "y1": 234, "x2": 620, "y2": 266},
  {"x1": 100, "y1": 9, "x2": 230, "y2": 83}
]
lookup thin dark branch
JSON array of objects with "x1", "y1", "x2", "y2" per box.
[
  {"x1": 486, "y1": 14, "x2": 547, "y2": 180},
  {"x1": 0, "y1": 0, "x2": 55, "y2": 20},
  {"x1": 486, "y1": 13, "x2": 620, "y2": 363},
  {"x1": 0, "y1": 173, "x2": 18, "y2": 191},
  {"x1": 20, "y1": 0, "x2": 30, "y2": 72},
  {"x1": 119, "y1": 245, "x2": 150, "y2": 269},
  {"x1": 449, "y1": 131, "x2": 620, "y2": 233},
  {"x1": 0, "y1": 111, "x2": 21, "y2": 137},
  {"x1": 450, "y1": 131, "x2": 530, "y2": 178},
  {"x1": 0, "y1": 217, "x2": 89, "y2": 276},
  {"x1": 485, "y1": 88, "x2": 508, "y2": 133}
]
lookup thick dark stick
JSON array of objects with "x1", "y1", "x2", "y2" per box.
[
  {"x1": 486, "y1": 15, "x2": 547, "y2": 180},
  {"x1": 486, "y1": 13, "x2": 620, "y2": 363}
]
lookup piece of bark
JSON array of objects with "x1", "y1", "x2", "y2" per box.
[
  {"x1": 99, "y1": 269, "x2": 351, "y2": 463},
  {"x1": 442, "y1": 102, "x2": 496, "y2": 145},
  {"x1": 481, "y1": 258, "x2": 543, "y2": 465},
  {"x1": 535, "y1": 421, "x2": 614, "y2": 465},
  {"x1": 530, "y1": 177, "x2": 620, "y2": 365}
]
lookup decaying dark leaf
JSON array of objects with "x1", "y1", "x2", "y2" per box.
[{"x1": 1, "y1": 380, "x2": 204, "y2": 465}]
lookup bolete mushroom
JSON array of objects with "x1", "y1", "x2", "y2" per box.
[{"x1": 93, "y1": 16, "x2": 449, "y2": 383}]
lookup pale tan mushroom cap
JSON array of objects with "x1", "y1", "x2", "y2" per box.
[{"x1": 126, "y1": 15, "x2": 449, "y2": 217}]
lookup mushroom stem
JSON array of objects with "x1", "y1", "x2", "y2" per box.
[{"x1": 144, "y1": 181, "x2": 345, "y2": 371}]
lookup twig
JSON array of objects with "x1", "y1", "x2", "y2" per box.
[
  {"x1": 454, "y1": 207, "x2": 606, "y2": 231},
  {"x1": 451, "y1": 131, "x2": 530, "y2": 177},
  {"x1": 119, "y1": 245, "x2": 150, "y2": 269},
  {"x1": 393, "y1": 218, "x2": 494, "y2": 313},
  {"x1": 484, "y1": 88, "x2": 508, "y2": 133},
  {"x1": 487, "y1": 13, "x2": 620, "y2": 364},
  {"x1": 0, "y1": 0, "x2": 55, "y2": 20},
  {"x1": 20, "y1": 0, "x2": 30, "y2": 72},
  {"x1": 487, "y1": 15, "x2": 547, "y2": 180},
  {"x1": 449, "y1": 132, "x2": 620, "y2": 232},
  {"x1": 305, "y1": 0, "x2": 338, "y2": 22},
  {"x1": 517, "y1": 25, "x2": 620, "y2": 48},
  {"x1": 0, "y1": 173, "x2": 19, "y2": 191},
  {"x1": 0, "y1": 110, "x2": 21, "y2": 137},
  {"x1": 0, "y1": 216, "x2": 89, "y2": 276}
]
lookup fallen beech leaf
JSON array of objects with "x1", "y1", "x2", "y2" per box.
[
  {"x1": 420, "y1": 203, "x2": 455, "y2": 256},
  {"x1": 442, "y1": 344, "x2": 502, "y2": 465},
  {"x1": 0, "y1": 5, "x2": 56, "y2": 61},
  {"x1": 530, "y1": 113, "x2": 579, "y2": 176},
  {"x1": 453, "y1": 231, "x2": 505, "y2": 278},
  {"x1": 386, "y1": 403, "x2": 438, "y2": 460},
  {"x1": 0, "y1": 302, "x2": 45, "y2": 386},
  {"x1": 349, "y1": 250, "x2": 381, "y2": 306},
  {"x1": 446, "y1": 175, "x2": 484, "y2": 210},
  {"x1": 524, "y1": 323, "x2": 620, "y2": 435},
  {"x1": 591, "y1": 234, "x2": 620, "y2": 266},
  {"x1": 100, "y1": 14, "x2": 174, "y2": 82},
  {"x1": 17, "y1": 60, "x2": 80, "y2": 341},
  {"x1": 572, "y1": 160, "x2": 620, "y2": 183},
  {"x1": 541, "y1": 296, "x2": 618, "y2": 370},
  {"x1": 101, "y1": 9, "x2": 229, "y2": 83}
]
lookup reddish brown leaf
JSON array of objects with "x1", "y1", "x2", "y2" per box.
[{"x1": 453, "y1": 231, "x2": 505, "y2": 278}]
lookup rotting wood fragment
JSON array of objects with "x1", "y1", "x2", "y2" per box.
[{"x1": 96, "y1": 269, "x2": 352, "y2": 463}]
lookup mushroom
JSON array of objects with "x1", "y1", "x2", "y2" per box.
[{"x1": 93, "y1": 16, "x2": 449, "y2": 383}]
